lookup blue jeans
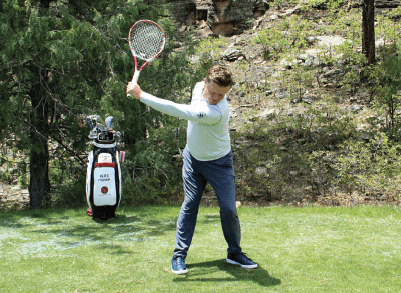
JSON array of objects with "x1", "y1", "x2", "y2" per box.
[{"x1": 173, "y1": 146, "x2": 242, "y2": 259}]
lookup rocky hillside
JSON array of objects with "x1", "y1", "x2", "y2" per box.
[{"x1": 174, "y1": 0, "x2": 401, "y2": 207}]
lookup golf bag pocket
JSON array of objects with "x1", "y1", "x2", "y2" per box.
[{"x1": 93, "y1": 163, "x2": 117, "y2": 206}]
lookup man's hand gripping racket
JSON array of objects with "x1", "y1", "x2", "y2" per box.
[{"x1": 127, "y1": 20, "x2": 165, "y2": 98}]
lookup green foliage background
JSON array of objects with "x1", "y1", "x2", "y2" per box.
[
  {"x1": 1, "y1": 0, "x2": 401, "y2": 208},
  {"x1": 0, "y1": 0, "x2": 206, "y2": 207}
]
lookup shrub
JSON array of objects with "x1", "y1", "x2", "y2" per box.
[{"x1": 310, "y1": 133, "x2": 401, "y2": 201}]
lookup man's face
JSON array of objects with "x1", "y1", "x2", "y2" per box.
[{"x1": 203, "y1": 81, "x2": 231, "y2": 105}]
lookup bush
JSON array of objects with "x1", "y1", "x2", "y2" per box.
[{"x1": 310, "y1": 133, "x2": 401, "y2": 201}]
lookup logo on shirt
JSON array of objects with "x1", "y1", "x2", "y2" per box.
[{"x1": 197, "y1": 112, "x2": 206, "y2": 119}]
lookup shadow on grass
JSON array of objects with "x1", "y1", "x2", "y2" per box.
[
  {"x1": 174, "y1": 259, "x2": 281, "y2": 287},
  {"x1": 0, "y1": 209, "x2": 177, "y2": 255}
]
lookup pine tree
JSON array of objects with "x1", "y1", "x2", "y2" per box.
[{"x1": 1, "y1": 0, "x2": 197, "y2": 208}]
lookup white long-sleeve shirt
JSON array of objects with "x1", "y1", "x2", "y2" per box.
[{"x1": 140, "y1": 81, "x2": 231, "y2": 161}]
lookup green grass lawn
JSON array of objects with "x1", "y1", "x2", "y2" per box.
[{"x1": 1, "y1": 205, "x2": 400, "y2": 292}]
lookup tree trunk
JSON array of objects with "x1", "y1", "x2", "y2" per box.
[
  {"x1": 362, "y1": 0, "x2": 375, "y2": 65},
  {"x1": 29, "y1": 83, "x2": 51, "y2": 209},
  {"x1": 26, "y1": 0, "x2": 53, "y2": 209}
]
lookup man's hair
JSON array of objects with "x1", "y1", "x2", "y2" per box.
[{"x1": 205, "y1": 65, "x2": 233, "y2": 88}]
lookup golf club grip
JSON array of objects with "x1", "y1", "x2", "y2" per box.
[{"x1": 127, "y1": 70, "x2": 140, "y2": 98}]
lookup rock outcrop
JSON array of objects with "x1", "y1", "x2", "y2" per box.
[
  {"x1": 172, "y1": 0, "x2": 400, "y2": 36},
  {"x1": 171, "y1": 0, "x2": 269, "y2": 36}
]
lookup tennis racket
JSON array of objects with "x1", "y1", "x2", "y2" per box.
[{"x1": 127, "y1": 20, "x2": 165, "y2": 97}]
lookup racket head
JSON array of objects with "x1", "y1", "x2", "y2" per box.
[{"x1": 128, "y1": 20, "x2": 165, "y2": 62}]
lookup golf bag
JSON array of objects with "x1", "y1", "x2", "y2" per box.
[{"x1": 86, "y1": 115, "x2": 125, "y2": 220}]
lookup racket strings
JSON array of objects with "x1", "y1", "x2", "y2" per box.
[{"x1": 129, "y1": 22, "x2": 164, "y2": 60}]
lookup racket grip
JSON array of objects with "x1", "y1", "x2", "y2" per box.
[
  {"x1": 127, "y1": 71, "x2": 140, "y2": 98},
  {"x1": 132, "y1": 70, "x2": 140, "y2": 84}
]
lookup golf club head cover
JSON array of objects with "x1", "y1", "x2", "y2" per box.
[
  {"x1": 105, "y1": 116, "x2": 114, "y2": 130},
  {"x1": 119, "y1": 151, "x2": 126, "y2": 164},
  {"x1": 86, "y1": 115, "x2": 98, "y2": 131}
]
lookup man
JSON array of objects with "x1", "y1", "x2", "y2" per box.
[{"x1": 126, "y1": 65, "x2": 257, "y2": 275}]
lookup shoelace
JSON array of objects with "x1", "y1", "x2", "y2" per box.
[
  {"x1": 238, "y1": 253, "x2": 253, "y2": 262},
  {"x1": 176, "y1": 257, "x2": 184, "y2": 266}
]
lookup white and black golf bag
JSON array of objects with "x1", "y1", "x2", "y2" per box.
[{"x1": 86, "y1": 115, "x2": 125, "y2": 220}]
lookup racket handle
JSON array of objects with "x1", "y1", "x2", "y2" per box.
[
  {"x1": 127, "y1": 70, "x2": 141, "y2": 98},
  {"x1": 132, "y1": 70, "x2": 140, "y2": 85}
]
